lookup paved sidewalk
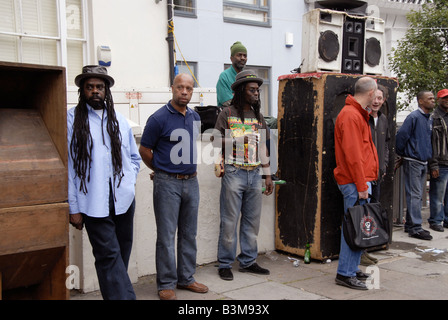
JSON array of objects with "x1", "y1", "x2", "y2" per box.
[{"x1": 71, "y1": 209, "x2": 448, "y2": 301}]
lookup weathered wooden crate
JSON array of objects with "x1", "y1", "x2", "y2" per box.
[{"x1": 0, "y1": 62, "x2": 68, "y2": 300}]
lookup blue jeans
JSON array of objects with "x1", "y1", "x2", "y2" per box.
[
  {"x1": 403, "y1": 159, "x2": 427, "y2": 234},
  {"x1": 153, "y1": 170, "x2": 200, "y2": 290},
  {"x1": 337, "y1": 182, "x2": 371, "y2": 277},
  {"x1": 429, "y1": 165, "x2": 448, "y2": 225},
  {"x1": 218, "y1": 164, "x2": 262, "y2": 269}
]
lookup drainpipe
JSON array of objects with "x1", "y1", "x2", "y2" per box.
[{"x1": 167, "y1": 0, "x2": 175, "y2": 86}]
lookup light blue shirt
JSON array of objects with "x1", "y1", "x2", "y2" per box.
[{"x1": 67, "y1": 105, "x2": 141, "y2": 218}]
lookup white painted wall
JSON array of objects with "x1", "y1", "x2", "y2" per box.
[
  {"x1": 69, "y1": 137, "x2": 277, "y2": 293},
  {"x1": 82, "y1": 0, "x2": 170, "y2": 89}
]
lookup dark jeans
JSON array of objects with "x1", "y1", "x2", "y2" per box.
[{"x1": 83, "y1": 197, "x2": 136, "y2": 300}]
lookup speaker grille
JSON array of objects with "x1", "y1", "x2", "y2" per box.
[
  {"x1": 365, "y1": 37, "x2": 381, "y2": 67},
  {"x1": 318, "y1": 30, "x2": 340, "y2": 62}
]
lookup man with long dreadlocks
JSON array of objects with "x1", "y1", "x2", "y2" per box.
[
  {"x1": 67, "y1": 65, "x2": 141, "y2": 300},
  {"x1": 213, "y1": 70, "x2": 274, "y2": 281}
]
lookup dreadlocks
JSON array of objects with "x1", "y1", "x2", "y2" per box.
[
  {"x1": 230, "y1": 83, "x2": 262, "y2": 124},
  {"x1": 70, "y1": 80, "x2": 124, "y2": 194}
]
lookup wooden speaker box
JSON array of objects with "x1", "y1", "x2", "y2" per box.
[
  {"x1": 0, "y1": 62, "x2": 69, "y2": 299},
  {"x1": 275, "y1": 72, "x2": 398, "y2": 261}
]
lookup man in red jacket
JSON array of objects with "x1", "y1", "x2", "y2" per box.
[{"x1": 333, "y1": 77, "x2": 379, "y2": 290}]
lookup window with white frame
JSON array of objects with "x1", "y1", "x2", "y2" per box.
[
  {"x1": 0, "y1": 0, "x2": 87, "y2": 86},
  {"x1": 174, "y1": 0, "x2": 197, "y2": 18},
  {"x1": 223, "y1": 0, "x2": 271, "y2": 27}
]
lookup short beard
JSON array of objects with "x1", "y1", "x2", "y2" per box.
[{"x1": 233, "y1": 62, "x2": 246, "y2": 72}]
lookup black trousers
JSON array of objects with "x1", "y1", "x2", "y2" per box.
[{"x1": 83, "y1": 191, "x2": 136, "y2": 300}]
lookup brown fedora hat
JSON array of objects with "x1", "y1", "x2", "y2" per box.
[
  {"x1": 75, "y1": 65, "x2": 115, "y2": 87},
  {"x1": 231, "y1": 70, "x2": 263, "y2": 91}
]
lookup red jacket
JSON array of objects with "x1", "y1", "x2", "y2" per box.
[{"x1": 333, "y1": 95, "x2": 379, "y2": 192}]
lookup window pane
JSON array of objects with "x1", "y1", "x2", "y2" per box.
[
  {"x1": 0, "y1": 0, "x2": 16, "y2": 33},
  {"x1": 256, "y1": 69, "x2": 268, "y2": 79},
  {"x1": 22, "y1": 0, "x2": 58, "y2": 37},
  {"x1": 230, "y1": 0, "x2": 257, "y2": 5},
  {"x1": 250, "y1": 67, "x2": 269, "y2": 115},
  {"x1": 223, "y1": 6, "x2": 268, "y2": 23},
  {"x1": 67, "y1": 40, "x2": 83, "y2": 86},
  {"x1": 0, "y1": 34, "x2": 19, "y2": 62},
  {"x1": 174, "y1": 0, "x2": 194, "y2": 13},
  {"x1": 22, "y1": 37, "x2": 58, "y2": 65},
  {"x1": 260, "y1": 87, "x2": 268, "y2": 115},
  {"x1": 66, "y1": 0, "x2": 83, "y2": 38},
  {"x1": 40, "y1": 0, "x2": 58, "y2": 36},
  {"x1": 177, "y1": 61, "x2": 198, "y2": 87}
]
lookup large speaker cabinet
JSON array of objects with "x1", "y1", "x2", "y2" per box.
[
  {"x1": 275, "y1": 72, "x2": 398, "y2": 260},
  {"x1": 0, "y1": 62, "x2": 69, "y2": 299},
  {"x1": 364, "y1": 16, "x2": 385, "y2": 75},
  {"x1": 301, "y1": 9, "x2": 385, "y2": 75}
]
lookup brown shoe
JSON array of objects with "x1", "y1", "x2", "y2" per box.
[
  {"x1": 158, "y1": 289, "x2": 177, "y2": 300},
  {"x1": 177, "y1": 281, "x2": 209, "y2": 293}
]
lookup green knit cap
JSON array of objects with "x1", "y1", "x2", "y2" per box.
[{"x1": 231, "y1": 41, "x2": 247, "y2": 56}]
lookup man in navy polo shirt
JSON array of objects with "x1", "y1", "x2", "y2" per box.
[{"x1": 139, "y1": 73, "x2": 208, "y2": 300}]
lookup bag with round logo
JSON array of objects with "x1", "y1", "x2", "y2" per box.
[{"x1": 343, "y1": 195, "x2": 390, "y2": 250}]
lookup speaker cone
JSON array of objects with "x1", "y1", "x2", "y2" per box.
[
  {"x1": 365, "y1": 37, "x2": 381, "y2": 67},
  {"x1": 318, "y1": 30, "x2": 340, "y2": 62}
]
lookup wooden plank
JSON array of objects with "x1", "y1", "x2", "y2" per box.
[
  {"x1": 0, "y1": 109, "x2": 67, "y2": 208},
  {"x1": 35, "y1": 69, "x2": 68, "y2": 167},
  {"x1": 35, "y1": 247, "x2": 69, "y2": 300},
  {"x1": 0, "y1": 62, "x2": 69, "y2": 300},
  {"x1": 0, "y1": 247, "x2": 64, "y2": 291},
  {"x1": 0, "y1": 203, "x2": 69, "y2": 255},
  {"x1": 0, "y1": 62, "x2": 67, "y2": 167}
]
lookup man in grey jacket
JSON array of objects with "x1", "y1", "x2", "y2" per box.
[{"x1": 429, "y1": 89, "x2": 448, "y2": 232}]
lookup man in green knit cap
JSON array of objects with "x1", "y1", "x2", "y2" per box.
[{"x1": 216, "y1": 41, "x2": 247, "y2": 107}]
